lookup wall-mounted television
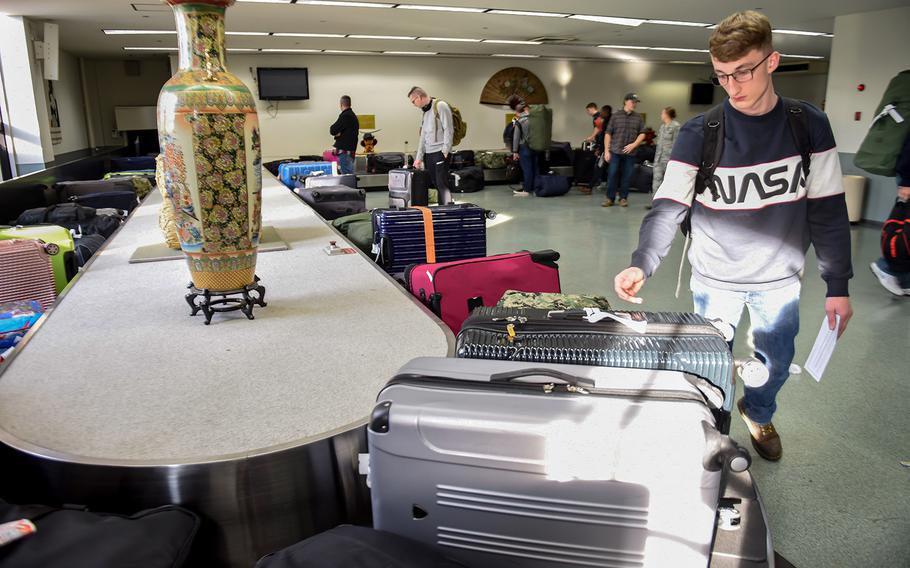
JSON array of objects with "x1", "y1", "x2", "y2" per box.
[
  {"x1": 690, "y1": 83, "x2": 715, "y2": 105},
  {"x1": 257, "y1": 67, "x2": 310, "y2": 101}
]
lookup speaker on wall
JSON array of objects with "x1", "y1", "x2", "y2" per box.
[{"x1": 43, "y1": 22, "x2": 59, "y2": 81}]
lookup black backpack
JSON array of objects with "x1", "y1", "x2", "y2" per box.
[
  {"x1": 882, "y1": 199, "x2": 910, "y2": 272},
  {"x1": 681, "y1": 98, "x2": 812, "y2": 236}
]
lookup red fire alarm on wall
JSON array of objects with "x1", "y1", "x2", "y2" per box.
[
  {"x1": 855, "y1": 111, "x2": 862, "y2": 121},
  {"x1": 858, "y1": 84, "x2": 865, "y2": 91}
]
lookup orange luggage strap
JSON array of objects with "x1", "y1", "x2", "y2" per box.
[{"x1": 410, "y1": 206, "x2": 436, "y2": 263}]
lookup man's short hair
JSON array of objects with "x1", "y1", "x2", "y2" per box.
[
  {"x1": 340, "y1": 95, "x2": 352, "y2": 107},
  {"x1": 663, "y1": 106, "x2": 677, "y2": 120},
  {"x1": 586, "y1": 102, "x2": 598, "y2": 110},
  {"x1": 709, "y1": 10, "x2": 773, "y2": 62},
  {"x1": 408, "y1": 86, "x2": 427, "y2": 98},
  {"x1": 507, "y1": 94, "x2": 525, "y2": 111}
]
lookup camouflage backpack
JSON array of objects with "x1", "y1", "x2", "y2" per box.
[{"x1": 497, "y1": 290, "x2": 612, "y2": 311}]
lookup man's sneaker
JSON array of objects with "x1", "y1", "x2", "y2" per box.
[
  {"x1": 870, "y1": 262, "x2": 903, "y2": 296},
  {"x1": 619, "y1": 198, "x2": 628, "y2": 207},
  {"x1": 512, "y1": 190, "x2": 530, "y2": 197},
  {"x1": 602, "y1": 199, "x2": 614, "y2": 207},
  {"x1": 738, "y1": 398, "x2": 782, "y2": 461}
]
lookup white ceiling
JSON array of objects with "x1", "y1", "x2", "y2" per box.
[{"x1": 1, "y1": 0, "x2": 907, "y2": 62}]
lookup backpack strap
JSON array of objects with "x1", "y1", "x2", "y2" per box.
[
  {"x1": 782, "y1": 97, "x2": 811, "y2": 179},
  {"x1": 682, "y1": 104, "x2": 725, "y2": 237}
]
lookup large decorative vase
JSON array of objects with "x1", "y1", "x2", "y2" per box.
[{"x1": 157, "y1": 0, "x2": 262, "y2": 292}]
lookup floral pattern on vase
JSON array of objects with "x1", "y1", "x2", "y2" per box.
[{"x1": 157, "y1": 0, "x2": 262, "y2": 291}]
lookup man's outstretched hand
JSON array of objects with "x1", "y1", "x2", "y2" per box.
[{"x1": 614, "y1": 267, "x2": 646, "y2": 304}]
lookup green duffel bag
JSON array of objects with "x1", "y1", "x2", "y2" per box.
[
  {"x1": 476, "y1": 151, "x2": 508, "y2": 170},
  {"x1": 527, "y1": 104, "x2": 553, "y2": 152},
  {"x1": 854, "y1": 70, "x2": 910, "y2": 177},
  {"x1": 497, "y1": 290, "x2": 612, "y2": 310},
  {"x1": 332, "y1": 211, "x2": 374, "y2": 255}
]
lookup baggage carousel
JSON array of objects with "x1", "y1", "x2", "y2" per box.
[{"x1": 0, "y1": 177, "x2": 452, "y2": 566}]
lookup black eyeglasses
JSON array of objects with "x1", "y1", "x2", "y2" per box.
[{"x1": 710, "y1": 52, "x2": 773, "y2": 86}]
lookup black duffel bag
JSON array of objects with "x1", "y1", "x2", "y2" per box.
[
  {"x1": 255, "y1": 524, "x2": 467, "y2": 568},
  {"x1": 16, "y1": 204, "x2": 123, "y2": 239},
  {"x1": 0, "y1": 500, "x2": 199, "y2": 568},
  {"x1": 368, "y1": 153, "x2": 406, "y2": 174}
]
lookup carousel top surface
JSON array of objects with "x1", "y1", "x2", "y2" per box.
[{"x1": 0, "y1": 177, "x2": 451, "y2": 463}]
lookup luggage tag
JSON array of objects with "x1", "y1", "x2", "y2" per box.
[{"x1": 548, "y1": 309, "x2": 647, "y2": 334}]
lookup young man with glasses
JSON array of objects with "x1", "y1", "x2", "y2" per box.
[{"x1": 614, "y1": 11, "x2": 853, "y2": 461}]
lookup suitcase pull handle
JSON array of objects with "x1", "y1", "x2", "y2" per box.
[{"x1": 490, "y1": 368, "x2": 595, "y2": 390}]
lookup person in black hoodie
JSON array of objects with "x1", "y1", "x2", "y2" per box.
[{"x1": 330, "y1": 95, "x2": 359, "y2": 175}]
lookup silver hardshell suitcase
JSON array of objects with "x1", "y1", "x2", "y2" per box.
[{"x1": 367, "y1": 357, "x2": 755, "y2": 568}]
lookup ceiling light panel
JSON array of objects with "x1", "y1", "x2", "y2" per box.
[
  {"x1": 273, "y1": 32, "x2": 346, "y2": 38},
  {"x1": 324, "y1": 49, "x2": 377, "y2": 54},
  {"x1": 383, "y1": 51, "x2": 438, "y2": 55},
  {"x1": 417, "y1": 37, "x2": 482, "y2": 42},
  {"x1": 491, "y1": 54, "x2": 540, "y2": 58},
  {"x1": 482, "y1": 39, "x2": 543, "y2": 45},
  {"x1": 104, "y1": 29, "x2": 176, "y2": 34},
  {"x1": 396, "y1": 5, "x2": 487, "y2": 13},
  {"x1": 486, "y1": 9, "x2": 569, "y2": 18},
  {"x1": 124, "y1": 46, "x2": 178, "y2": 51},
  {"x1": 780, "y1": 53, "x2": 825, "y2": 59},
  {"x1": 569, "y1": 15, "x2": 645, "y2": 26},
  {"x1": 262, "y1": 48, "x2": 322, "y2": 52},
  {"x1": 773, "y1": 29, "x2": 833, "y2": 37},
  {"x1": 348, "y1": 34, "x2": 416, "y2": 40},
  {"x1": 650, "y1": 47, "x2": 710, "y2": 52},
  {"x1": 295, "y1": 1, "x2": 394, "y2": 7},
  {"x1": 228, "y1": 48, "x2": 261, "y2": 52},
  {"x1": 236, "y1": 0, "x2": 290, "y2": 3},
  {"x1": 647, "y1": 19, "x2": 711, "y2": 27},
  {"x1": 225, "y1": 31, "x2": 269, "y2": 36},
  {"x1": 598, "y1": 44, "x2": 651, "y2": 50}
]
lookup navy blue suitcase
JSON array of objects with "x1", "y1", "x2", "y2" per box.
[
  {"x1": 534, "y1": 173, "x2": 571, "y2": 197},
  {"x1": 372, "y1": 204, "x2": 487, "y2": 275},
  {"x1": 278, "y1": 162, "x2": 335, "y2": 188}
]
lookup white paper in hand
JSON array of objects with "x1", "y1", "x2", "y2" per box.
[{"x1": 804, "y1": 315, "x2": 840, "y2": 383}]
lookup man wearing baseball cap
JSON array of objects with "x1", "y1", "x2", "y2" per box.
[{"x1": 603, "y1": 93, "x2": 646, "y2": 207}]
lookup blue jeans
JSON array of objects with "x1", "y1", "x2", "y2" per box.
[
  {"x1": 337, "y1": 152, "x2": 354, "y2": 175},
  {"x1": 691, "y1": 277, "x2": 801, "y2": 424},
  {"x1": 606, "y1": 152, "x2": 636, "y2": 200},
  {"x1": 875, "y1": 257, "x2": 910, "y2": 288},
  {"x1": 519, "y1": 145, "x2": 537, "y2": 193}
]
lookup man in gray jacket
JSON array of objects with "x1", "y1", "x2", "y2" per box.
[{"x1": 409, "y1": 86, "x2": 453, "y2": 205}]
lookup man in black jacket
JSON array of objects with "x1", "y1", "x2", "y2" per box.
[{"x1": 330, "y1": 95, "x2": 359, "y2": 175}]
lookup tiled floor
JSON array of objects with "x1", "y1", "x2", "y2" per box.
[{"x1": 367, "y1": 185, "x2": 910, "y2": 568}]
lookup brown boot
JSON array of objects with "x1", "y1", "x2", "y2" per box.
[
  {"x1": 738, "y1": 398, "x2": 782, "y2": 461},
  {"x1": 601, "y1": 198, "x2": 614, "y2": 207},
  {"x1": 619, "y1": 198, "x2": 628, "y2": 207}
]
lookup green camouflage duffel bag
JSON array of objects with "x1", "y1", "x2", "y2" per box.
[
  {"x1": 497, "y1": 290, "x2": 612, "y2": 310},
  {"x1": 476, "y1": 151, "x2": 509, "y2": 170}
]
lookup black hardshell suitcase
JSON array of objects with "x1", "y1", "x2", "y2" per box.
[
  {"x1": 294, "y1": 185, "x2": 366, "y2": 220},
  {"x1": 367, "y1": 357, "x2": 757, "y2": 568},
  {"x1": 303, "y1": 174, "x2": 358, "y2": 190},
  {"x1": 388, "y1": 169, "x2": 430, "y2": 208},
  {"x1": 456, "y1": 307, "x2": 737, "y2": 416},
  {"x1": 372, "y1": 204, "x2": 487, "y2": 275},
  {"x1": 573, "y1": 148, "x2": 597, "y2": 186},
  {"x1": 54, "y1": 179, "x2": 138, "y2": 212},
  {"x1": 448, "y1": 166, "x2": 484, "y2": 193}
]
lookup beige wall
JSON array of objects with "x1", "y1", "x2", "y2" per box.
[
  {"x1": 221, "y1": 54, "x2": 728, "y2": 160},
  {"x1": 81, "y1": 58, "x2": 172, "y2": 148},
  {"x1": 50, "y1": 49, "x2": 90, "y2": 155},
  {"x1": 826, "y1": 5, "x2": 910, "y2": 154}
]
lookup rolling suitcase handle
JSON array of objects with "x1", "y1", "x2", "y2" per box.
[{"x1": 489, "y1": 368, "x2": 596, "y2": 390}]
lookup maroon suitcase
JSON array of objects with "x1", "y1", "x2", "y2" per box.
[{"x1": 404, "y1": 250, "x2": 561, "y2": 332}]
